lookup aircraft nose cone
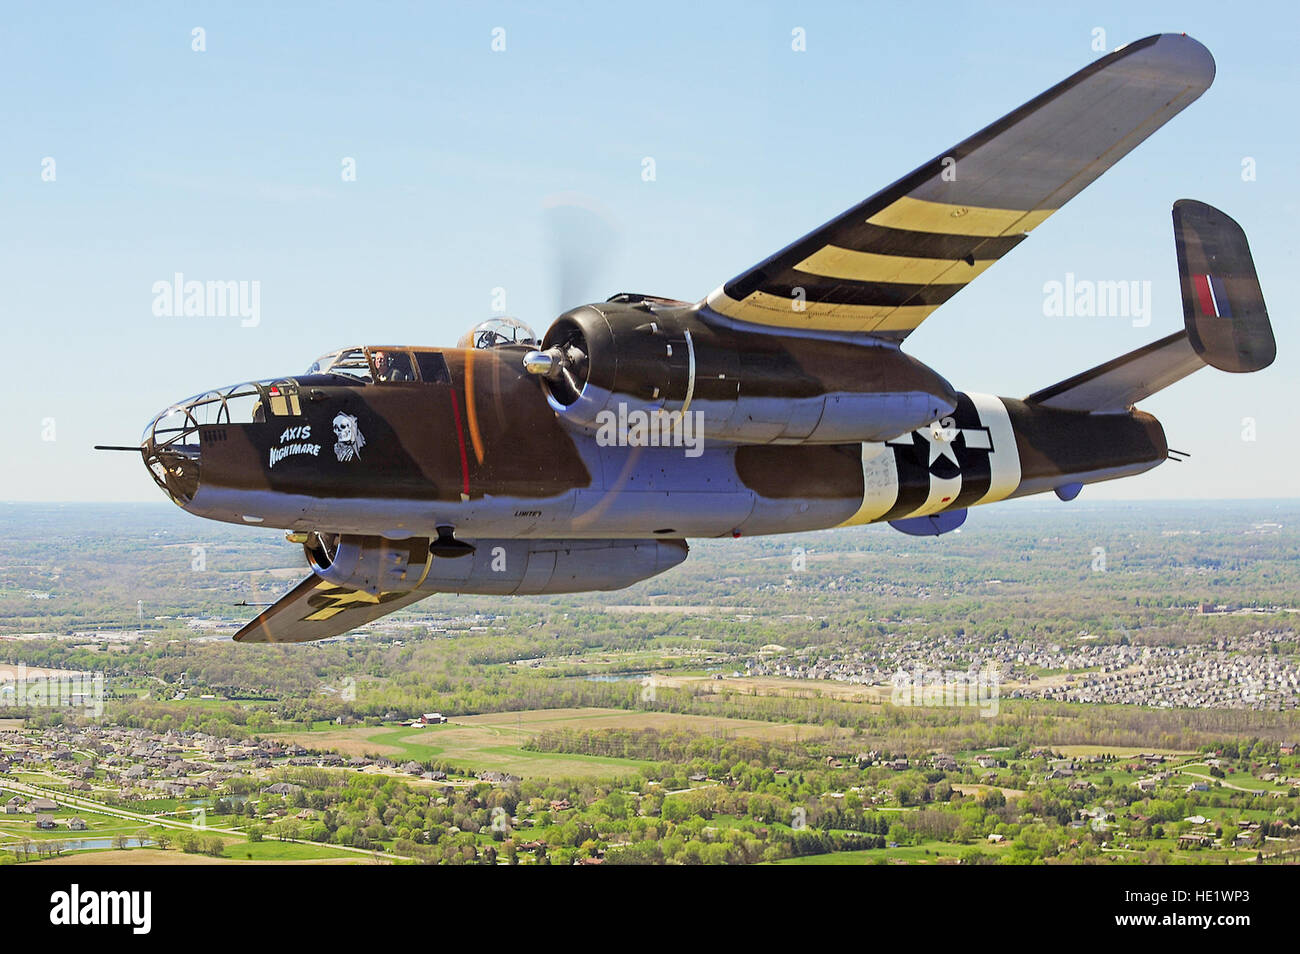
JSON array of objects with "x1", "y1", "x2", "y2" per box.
[{"x1": 142, "y1": 403, "x2": 202, "y2": 504}]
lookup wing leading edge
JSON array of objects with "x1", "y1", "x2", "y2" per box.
[{"x1": 702, "y1": 33, "x2": 1215, "y2": 338}]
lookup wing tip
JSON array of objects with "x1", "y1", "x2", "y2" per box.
[{"x1": 1131, "y1": 32, "x2": 1216, "y2": 91}]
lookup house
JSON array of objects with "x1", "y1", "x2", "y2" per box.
[
  {"x1": 4, "y1": 796, "x2": 24, "y2": 814},
  {"x1": 35, "y1": 814, "x2": 56, "y2": 830},
  {"x1": 29, "y1": 797, "x2": 58, "y2": 813},
  {"x1": 68, "y1": 817, "x2": 87, "y2": 831},
  {"x1": 986, "y1": 833, "x2": 1005, "y2": 843},
  {"x1": 1281, "y1": 742, "x2": 1297, "y2": 756},
  {"x1": 420, "y1": 713, "x2": 447, "y2": 725},
  {"x1": 262, "y1": 782, "x2": 301, "y2": 796}
]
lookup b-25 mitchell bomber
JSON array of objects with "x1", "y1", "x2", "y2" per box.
[{"x1": 102, "y1": 34, "x2": 1275, "y2": 642}]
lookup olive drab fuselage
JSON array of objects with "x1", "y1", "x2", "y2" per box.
[{"x1": 142, "y1": 300, "x2": 1169, "y2": 542}]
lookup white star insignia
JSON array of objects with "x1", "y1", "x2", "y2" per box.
[{"x1": 922, "y1": 423, "x2": 960, "y2": 468}]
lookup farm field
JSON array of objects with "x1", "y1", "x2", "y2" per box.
[{"x1": 271, "y1": 707, "x2": 829, "y2": 779}]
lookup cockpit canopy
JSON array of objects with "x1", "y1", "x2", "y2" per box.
[
  {"x1": 456, "y1": 317, "x2": 538, "y2": 351},
  {"x1": 305, "y1": 346, "x2": 451, "y2": 385},
  {"x1": 306, "y1": 347, "x2": 372, "y2": 379}
]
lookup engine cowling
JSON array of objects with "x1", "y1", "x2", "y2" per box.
[
  {"x1": 531, "y1": 300, "x2": 957, "y2": 443},
  {"x1": 305, "y1": 533, "x2": 687, "y2": 595}
]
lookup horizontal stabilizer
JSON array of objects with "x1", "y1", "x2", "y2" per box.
[
  {"x1": 1027, "y1": 200, "x2": 1273, "y2": 413},
  {"x1": 1026, "y1": 331, "x2": 1202, "y2": 412}
]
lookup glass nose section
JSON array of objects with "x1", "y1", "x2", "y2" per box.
[
  {"x1": 141, "y1": 380, "x2": 302, "y2": 504},
  {"x1": 142, "y1": 403, "x2": 205, "y2": 504}
]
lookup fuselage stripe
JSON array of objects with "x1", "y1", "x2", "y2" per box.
[{"x1": 448, "y1": 386, "x2": 471, "y2": 498}]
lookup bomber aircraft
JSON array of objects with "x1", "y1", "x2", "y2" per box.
[{"x1": 101, "y1": 34, "x2": 1275, "y2": 642}]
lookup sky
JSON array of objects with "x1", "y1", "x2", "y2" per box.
[{"x1": 2, "y1": 0, "x2": 1297, "y2": 502}]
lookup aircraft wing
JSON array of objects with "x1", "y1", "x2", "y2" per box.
[
  {"x1": 701, "y1": 33, "x2": 1215, "y2": 338},
  {"x1": 233, "y1": 574, "x2": 428, "y2": 643}
]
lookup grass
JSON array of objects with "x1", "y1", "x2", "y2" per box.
[
  {"x1": 269, "y1": 707, "x2": 818, "y2": 779},
  {"x1": 771, "y1": 839, "x2": 1001, "y2": 865},
  {"x1": 32, "y1": 847, "x2": 365, "y2": 865},
  {"x1": 1053, "y1": 745, "x2": 1196, "y2": 758},
  {"x1": 226, "y1": 839, "x2": 357, "y2": 861}
]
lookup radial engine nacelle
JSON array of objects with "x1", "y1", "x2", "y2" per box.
[
  {"x1": 304, "y1": 532, "x2": 688, "y2": 596},
  {"x1": 525, "y1": 298, "x2": 958, "y2": 444}
]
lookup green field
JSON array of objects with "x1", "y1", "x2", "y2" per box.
[{"x1": 272, "y1": 707, "x2": 815, "y2": 779}]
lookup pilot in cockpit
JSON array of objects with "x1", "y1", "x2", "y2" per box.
[{"x1": 372, "y1": 350, "x2": 411, "y2": 383}]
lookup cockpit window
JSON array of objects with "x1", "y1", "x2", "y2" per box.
[
  {"x1": 415, "y1": 351, "x2": 451, "y2": 384},
  {"x1": 142, "y1": 379, "x2": 302, "y2": 459},
  {"x1": 306, "y1": 346, "x2": 452, "y2": 386},
  {"x1": 371, "y1": 349, "x2": 416, "y2": 383},
  {"x1": 306, "y1": 348, "x2": 372, "y2": 381}
]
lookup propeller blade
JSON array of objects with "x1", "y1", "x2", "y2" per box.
[{"x1": 543, "y1": 192, "x2": 619, "y2": 314}]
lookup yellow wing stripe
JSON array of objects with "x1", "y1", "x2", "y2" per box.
[
  {"x1": 868, "y1": 196, "x2": 1056, "y2": 237},
  {"x1": 302, "y1": 582, "x2": 384, "y2": 622},
  {"x1": 794, "y1": 245, "x2": 997, "y2": 284}
]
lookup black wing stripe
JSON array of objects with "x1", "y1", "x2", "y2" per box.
[{"x1": 753, "y1": 277, "x2": 969, "y2": 309}]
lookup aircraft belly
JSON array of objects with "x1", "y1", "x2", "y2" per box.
[
  {"x1": 187, "y1": 391, "x2": 1165, "y2": 540},
  {"x1": 571, "y1": 489, "x2": 755, "y2": 536}
]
